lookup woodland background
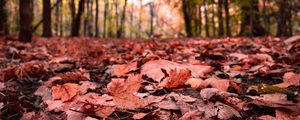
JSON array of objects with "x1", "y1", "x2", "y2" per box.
[{"x1": 0, "y1": 0, "x2": 299, "y2": 42}]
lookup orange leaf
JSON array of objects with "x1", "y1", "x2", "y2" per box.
[
  {"x1": 159, "y1": 69, "x2": 191, "y2": 89},
  {"x1": 107, "y1": 74, "x2": 145, "y2": 109},
  {"x1": 52, "y1": 83, "x2": 80, "y2": 102}
]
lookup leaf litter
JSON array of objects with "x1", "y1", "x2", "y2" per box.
[{"x1": 0, "y1": 36, "x2": 300, "y2": 119}]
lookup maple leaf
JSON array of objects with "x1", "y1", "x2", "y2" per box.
[
  {"x1": 52, "y1": 83, "x2": 80, "y2": 102},
  {"x1": 77, "y1": 93, "x2": 116, "y2": 118},
  {"x1": 107, "y1": 74, "x2": 146, "y2": 109},
  {"x1": 158, "y1": 69, "x2": 191, "y2": 89}
]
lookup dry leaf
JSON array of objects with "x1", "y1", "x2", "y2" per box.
[
  {"x1": 185, "y1": 78, "x2": 205, "y2": 90},
  {"x1": 200, "y1": 88, "x2": 238, "y2": 101},
  {"x1": 107, "y1": 74, "x2": 145, "y2": 109},
  {"x1": 52, "y1": 83, "x2": 80, "y2": 102},
  {"x1": 203, "y1": 78, "x2": 230, "y2": 91},
  {"x1": 141, "y1": 60, "x2": 212, "y2": 82},
  {"x1": 249, "y1": 94, "x2": 300, "y2": 113},
  {"x1": 186, "y1": 77, "x2": 230, "y2": 91},
  {"x1": 158, "y1": 69, "x2": 191, "y2": 89},
  {"x1": 275, "y1": 72, "x2": 300, "y2": 87},
  {"x1": 106, "y1": 62, "x2": 138, "y2": 77}
]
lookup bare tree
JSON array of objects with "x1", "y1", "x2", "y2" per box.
[{"x1": 19, "y1": 0, "x2": 33, "y2": 42}]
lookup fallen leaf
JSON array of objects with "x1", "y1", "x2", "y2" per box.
[
  {"x1": 203, "y1": 78, "x2": 230, "y2": 91},
  {"x1": 185, "y1": 78, "x2": 205, "y2": 90},
  {"x1": 21, "y1": 111, "x2": 52, "y2": 120},
  {"x1": 107, "y1": 74, "x2": 145, "y2": 109},
  {"x1": 275, "y1": 72, "x2": 300, "y2": 87},
  {"x1": 167, "y1": 92, "x2": 197, "y2": 103},
  {"x1": 200, "y1": 88, "x2": 238, "y2": 101},
  {"x1": 106, "y1": 62, "x2": 138, "y2": 77},
  {"x1": 215, "y1": 102, "x2": 241, "y2": 119},
  {"x1": 78, "y1": 81, "x2": 98, "y2": 95},
  {"x1": 179, "y1": 110, "x2": 202, "y2": 120},
  {"x1": 155, "y1": 99, "x2": 179, "y2": 110},
  {"x1": 158, "y1": 69, "x2": 191, "y2": 89},
  {"x1": 249, "y1": 94, "x2": 300, "y2": 113},
  {"x1": 141, "y1": 60, "x2": 212, "y2": 82},
  {"x1": 186, "y1": 77, "x2": 230, "y2": 91},
  {"x1": 52, "y1": 83, "x2": 80, "y2": 102},
  {"x1": 63, "y1": 110, "x2": 85, "y2": 120},
  {"x1": 133, "y1": 113, "x2": 148, "y2": 119}
]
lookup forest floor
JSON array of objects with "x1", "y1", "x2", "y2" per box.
[{"x1": 0, "y1": 36, "x2": 300, "y2": 120}]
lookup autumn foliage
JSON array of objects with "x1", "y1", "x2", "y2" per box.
[{"x1": 0, "y1": 36, "x2": 300, "y2": 119}]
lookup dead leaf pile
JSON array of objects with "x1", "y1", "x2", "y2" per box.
[{"x1": 0, "y1": 36, "x2": 299, "y2": 119}]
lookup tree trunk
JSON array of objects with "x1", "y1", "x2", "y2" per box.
[
  {"x1": 218, "y1": 0, "x2": 224, "y2": 36},
  {"x1": 114, "y1": 0, "x2": 119, "y2": 30},
  {"x1": 149, "y1": 2, "x2": 155, "y2": 37},
  {"x1": 239, "y1": 0, "x2": 265, "y2": 36},
  {"x1": 0, "y1": 0, "x2": 9, "y2": 35},
  {"x1": 211, "y1": 4, "x2": 216, "y2": 37},
  {"x1": 276, "y1": 0, "x2": 292, "y2": 37},
  {"x1": 55, "y1": 0, "x2": 59, "y2": 36},
  {"x1": 224, "y1": 0, "x2": 230, "y2": 36},
  {"x1": 88, "y1": 0, "x2": 93, "y2": 36},
  {"x1": 71, "y1": 0, "x2": 85, "y2": 36},
  {"x1": 83, "y1": 1, "x2": 88, "y2": 36},
  {"x1": 103, "y1": 0, "x2": 108, "y2": 38},
  {"x1": 204, "y1": 0, "x2": 210, "y2": 37},
  {"x1": 130, "y1": 11, "x2": 133, "y2": 38},
  {"x1": 95, "y1": 0, "x2": 99, "y2": 37},
  {"x1": 60, "y1": 0, "x2": 63, "y2": 36},
  {"x1": 19, "y1": 0, "x2": 33, "y2": 42},
  {"x1": 117, "y1": 0, "x2": 128, "y2": 38},
  {"x1": 197, "y1": 5, "x2": 202, "y2": 36},
  {"x1": 182, "y1": 0, "x2": 193, "y2": 37},
  {"x1": 42, "y1": 0, "x2": 52, "y2": 37}
]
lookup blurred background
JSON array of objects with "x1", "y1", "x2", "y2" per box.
[{"x1": 0, "y1": 0, "x2": 299, "y2": 40}]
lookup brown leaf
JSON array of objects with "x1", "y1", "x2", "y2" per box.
[
  {"x1": 78, "y1": 93, "x2": 116, "y2": 118},
  {"x1": 179, "y1": 110, "x2": 202, "y2": 120},
  {"x1": 275, "y1": 72, "x2": 300, "y2": 88},
  {"x1": 215, "y1": 102, "x2": 241, "y2": 119},
  {"x1": 106, "y1": 62, "x2": 138, "y2": 77},
  {"x1": 203, "y1": 78, "x2": 230, "y2": 91},
  {"x1": 58, "y1": 71, "x2": 90, "y2": 81},
  {"x1": 158, "y1": 69, "x2": 191, "y2": 89},
  {"x1": 63, "y1": 110, "x2": 85, "y2": 120},
  {"x1": 107, "y1": 74, "x2": 145, "y2": 109},
  {"x1": 185, "y1": 78, "x2": 205, "y2": 90},
  {"x1": 141, "y1": 60, "x2": 212, "y2": 82},
  {"x1": 133, "y1": 113, "x2": 148, "y2": 119},
  {"x1": 185, "y1": 77, "x2": 230, "y2": 91},
  {"x1": 21, "y1": 111, "x2": 53, "y2": 120},
  {"x1": 52, "y1": 83, "x2": 80, "y2": 102},
  {"x1": 249, "y1": 94, "x2": 300, "y2": 113},
  {"x1": 200, "y1": 88, "x2": 238, "y2": 101}
]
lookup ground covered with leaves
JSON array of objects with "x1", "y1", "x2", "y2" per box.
[{"x1": 0, "y1": 36, "x2": 300, "y2": 120}]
